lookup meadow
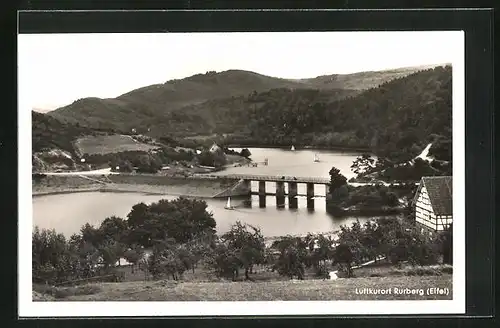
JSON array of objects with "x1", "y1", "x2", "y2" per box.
[{"x1": 74, "y1": 134, "x2": 159, "y2": 155}]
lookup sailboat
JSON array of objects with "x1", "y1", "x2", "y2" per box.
[
  {"x1": 314, "y1": 153, "x2": 320, "y2": 162},
  {"x1": 291, "y1": 145, "x2": 295, "y2": 151},
  {"x1": 224, "y1": 197, "x2": 235, "y2": 210}
]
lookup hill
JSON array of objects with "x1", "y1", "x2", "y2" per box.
[
  {"x1": 297, "y1": 64, "x2": 444, "y2": 90},
  {"x1": 142, "y1": 65, "x2": 452, "y2": 163},
  {"x1": 32, "y1": 112, "x2": 162, "y2": 171},
  {"x1": 47, "y1": 66, "x2": 434, "y2": 132},
  {"x1": 48, "y1": 70, "x2": 317, "y2": 131},
  {"x1": 32, "y1": 111, "x2": 95, "y2": 155},
  {"x1": 141, "y1": 87, "x2": 361, "y2": 137}
]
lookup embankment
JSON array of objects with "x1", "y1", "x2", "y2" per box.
[
  {"x1": 32, "y1": 173, "x2": 244, "y2": 198},
  {"x1": 32, "y1": 175, "x2": 105, "y2": 196}
]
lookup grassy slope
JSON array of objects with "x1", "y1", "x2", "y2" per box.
[
  {"x1": 74, "y1": 134, "x2": 159, "y2": 156},
  {"x1": 44, "y1": 275, "x2": 452, "y2": 301},
  {"x1": 299, "y1": 65, "x2": 442, "y2": 90}
]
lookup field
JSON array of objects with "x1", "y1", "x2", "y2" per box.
[
  {"x1": 33, "y1": 261, "x2": 453, "y2": 301},
  {"x1": 74, "y1": 134, "x2": 159, "y2": 155},
  {"x1": 34, "y1": 274, "x2": 452, "y2": 301}
]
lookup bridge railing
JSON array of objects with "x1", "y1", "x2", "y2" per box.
[{"x1": 223, "y1": 174, "x2": 330, "y2": 184}]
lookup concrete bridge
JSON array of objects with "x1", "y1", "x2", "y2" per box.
[{"x1": 222, "y1": 174, "x2": 330, "y2": 210}]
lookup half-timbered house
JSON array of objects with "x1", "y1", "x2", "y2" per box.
[{"x1": 413, "y1": 176, "x2": 452, "y2": 234}]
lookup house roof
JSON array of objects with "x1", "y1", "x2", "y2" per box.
[{"x1": 421, "y1": 176, "x2": 453, "y2": 216}]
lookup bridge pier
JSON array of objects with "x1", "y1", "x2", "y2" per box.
[
  {"x1": 306, "y1": 182, "x2": 315, "y2": 210},
  {"x1": 258, "y1": 181, "x2": 267, "y2": 208},
  {"x1": 288, "y1": 182, "x2": 298, "y2": 209},
  {"x1": 258, "y1": 181, "x2": 266, "y2": 195},
  {"x1": 259, "y1": 195, "x2": 266, "y2": 208},
  {"x1": 276, "y1": 181, "x2": 285, "y2": 208},
  {"x1": 242, "y1": 179, "x2": 251, "y2": 195}
]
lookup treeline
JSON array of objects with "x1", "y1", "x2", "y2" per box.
[
  {"x1": 33, "y1": 197, "x2": 452, "y2": 286},
  {"x1": 78, "y1": 144, "x2": 244, "y2": 173}
]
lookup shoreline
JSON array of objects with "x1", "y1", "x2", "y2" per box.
[
  {"x1": 32, "y1": 183, "x2": 230, "y2": 199},
  {"x1": 225, "y1": 144, "x2": 371, "y2": 153}
]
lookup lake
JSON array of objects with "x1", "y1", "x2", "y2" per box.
[{"x1": 32, "y1": 147, "x2": 377, "y2": 238}]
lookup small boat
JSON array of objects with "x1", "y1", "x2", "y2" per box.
[
  {"x1": 314, "y1": 153, "x2": 320, "y2": 162},
  {"x1": 224, "y1": 197, "x2": 235, "y2": 210},
  {"x1": 291, "y1": 145, "x2": 295, "y2": 151}
]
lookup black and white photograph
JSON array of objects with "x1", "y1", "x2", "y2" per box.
[{"x1": 19, "y1": 30, "x2": 465, "y2": 316}]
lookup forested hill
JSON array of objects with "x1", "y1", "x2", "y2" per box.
[
  {"x1": 32, "y1": 111, "x2": 94, "y2": 155},
  {"x1": 47, "y1": 70, "x2": 320, "y2": 130},
  {"x1": 293, "y1": 65, "x2": 442, "y2": 90},
  {"x1": 142, "y1": 65, "x2": 451, "y2": 162},
  {"x1": 47, "y1": 66, "x2": 432, "y2": 131}
]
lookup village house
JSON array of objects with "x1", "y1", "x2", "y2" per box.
[
  {"x1": 209, "y1": 143, "x2": 222, "y2": 153},
  {"x1": 413, "y1": 176, "x2": 452, "y2": 234}
]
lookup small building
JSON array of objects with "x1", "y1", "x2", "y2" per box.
[
  {"x1": 413, "y1": 176, "x2": 452, "y2": 233},
  {"x1": 209, "y1": 143, "x2": 221, "y2": 153}
]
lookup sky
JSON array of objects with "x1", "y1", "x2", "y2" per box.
[{"x1": 18, "y1": 31, "x2": 462, "y2": 111}]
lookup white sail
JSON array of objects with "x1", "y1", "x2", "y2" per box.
[
  {"x1": 314, "y1": 153, "x2": 320, "y2": 162},
  {"x1": 291, "y1": 145, "x2": 295, "y2": 151},
  {"x1": 226, "y1": 197, "x2": 231, "y2": 208}
]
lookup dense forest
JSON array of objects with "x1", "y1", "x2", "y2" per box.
[
  {"x1": 145, "y1": 65, "x2": 452, "y2": 163},
  {"x1": 47, "y1": 69, "x2": 338, "y2": 131},
  {"x1": 46, "y1": 66, "x2": 430, "y2": 132}
]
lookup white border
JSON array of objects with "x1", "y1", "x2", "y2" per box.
[{"x1": 18, "y1": 31, "x2": 465, "y2": 317}]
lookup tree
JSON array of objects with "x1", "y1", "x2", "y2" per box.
[
  {"x1": 350, "y1": 153, "x2": 376, "y2": 175},
  {"x1": 239, "y1": 148, "x2": 252, "y2": 158},
  {"x1": 197, "y1": 150, "x2": 227, "y2": 168},
  {"x1": 328, "y1": 166, "x2": 347, "y2": 196},
  {"x1": 80, "y1": 223, "x2": 103, "y2": 248},
  {"x1": 336, "y1": 221, "x2": 366, "y2": 265},
  {"x1": 308, "y1": 234, "x2": 335, "y2": 277},
  {"x1": 147, "y1": 239, "x2": 187, "y2": 280},
  {"x1": 135, "y1": 153, "x2": 162, "y2": 173},
  {"x1": 98, "y1": 216, "x2": 128, "y2": 244},
  {"x1": 375, "y1": 217, "x2": 439, "y2": 266},
  {"x1": 98, "y1": 239, "x2": 126, "y2": 269},
  {"x1": 32, "y1": 227, "x2": 71, "y2": 284},
  {"x1": 271, "y1": 236, "x2": 308, "y2": 280},
  {"x1": 206, "y1": 243, "x2": 241, "y2": 280},
  {"x1": 125, "y1": 198, "x2": 217, "y2": 248},
  {"x1": 219, "y1": 221, "x2": 266, "y2": 280},
  {"x1": 123, "y1": 245, "x2": 144, "y2": 273},
  {"x1": 127, "y1": 203, "x2": 149, "y2": 229},
  {"x1": 332, "y1": 243, "x2": 354, "y2": 277}
]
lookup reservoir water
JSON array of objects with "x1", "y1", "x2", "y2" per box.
[{"x1": 32, "y1": 147, "x2": 376, "y2": 238}]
